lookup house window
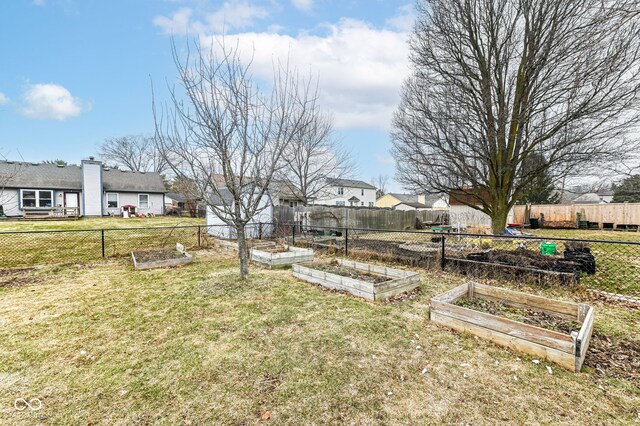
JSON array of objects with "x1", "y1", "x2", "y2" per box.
[
  {"x1": 337, "y1": 187, "x2": 344, "y2": 195},
  {"x1": 107, "y1": 193, "x2": 119, "y2": 208},
  {"x1": 138, "y1": 194, "x2": 149, "y2": 209},
  {"x1": 289, "y1": 201, "x2": 298, "y2": 207},
  {"x1": 361, "y1": 189, "x2": 364, "y2": 196},
  {"x1": 361, "y1": 202, "x2": 364, "y2": 206},
  {"x1": 336, "y1": 201, "x2": 345, "y2": 206},
  {"x1": 20, "y1": 189, "x2": 53, "y2": 208}
]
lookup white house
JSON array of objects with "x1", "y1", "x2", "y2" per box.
[
  {"x1": 312, "y1": 178, "x2": 377, "y2": 207},
  {"x1": 0, "y1": 158, "x2": 166, "y2": 217}
]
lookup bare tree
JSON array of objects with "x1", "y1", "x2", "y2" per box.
[
  {"x1": 280, "y1": 110, "x2": 354, "y2": 205},
  {"x1": 99, "y1": 135, "x2": 169, "y2": 173},
  {"x1": 392, "y1": 0, "x2": 640, "y2": 233},
  {"x1": 373, "y1": 174, "x2": 389, "y2": 199},
  {"x1": 154, "y1": 37, "x2": 321, "y2": 279}
]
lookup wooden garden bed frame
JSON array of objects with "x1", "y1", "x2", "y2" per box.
[
  {"x1": 251, "y1": 245, "x2": 314, "y2": 267},
  {"x1": 292, "y1": 259, "x2": 420, "y2": 301},
  {"x1": 131, "y1": 243, "x2": 193, "y2": 270},
  {"x1": 216, "y1": 239, "x2": 276, "y2": 252},
  {"x1": 430, "y1": 282, "x2": 594, "y2": 372}
]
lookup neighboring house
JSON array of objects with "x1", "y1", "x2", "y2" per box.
[
  {"x1": 376, "y1": 193, "x2": 449, "y2": 211},
  {"x1": 312, "y1": 178, "x2": 377, "y2": 207},
  {"x1": 0, "y1": 158, "x2": 165, "y2": 217},
  {"x1": 268, "y1": 180, "x2": 306, "y2": 207},
  {"x1": 572, "y1": 190, "x2": 614, "y2": 204},
  {"x1": 165, "y1": 192, "x2": 187, "y2": 208}
]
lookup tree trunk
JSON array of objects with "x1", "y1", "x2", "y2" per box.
[
  {"x1": 490, "y1": 207, "x2": 509, "y2": 235},
  {"x1": 236, "y1": 223, "x2": 249, "y2": 280}
]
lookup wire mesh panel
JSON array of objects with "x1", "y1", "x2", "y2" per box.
[{"x1": 0, "y1": 222, "x2": 638, "y2": 297}]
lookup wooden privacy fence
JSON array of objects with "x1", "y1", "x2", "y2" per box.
[
  {"x1": 513, "y1": 203, "x2": 640, "y2": 229},
  {"x1": 273, "y1": 205, "x2": 448, "y2": 230}
]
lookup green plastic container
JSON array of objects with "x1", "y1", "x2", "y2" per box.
[{"x1": 540, "y1": 242, "x2": 557, "y2": 256}]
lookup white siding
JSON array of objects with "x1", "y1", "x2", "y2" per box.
[
  {"x1": 104, "y1": 192, "x2": 164, "y2": 216},
  {"x1": 0, "y1": 189, "x2": 20, "y2": 216},
  {"x1": 314, "y1": 186, "x2": 377, "y2": 207},
  {"x1": 82, "y1": 161, "x2": 103, "y2": 216},
  {"x1": 206, "y1": 192, "x2": 274, "y2": 238}
]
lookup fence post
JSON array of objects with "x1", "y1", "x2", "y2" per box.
[
  {"x1": 344, "y1": 227, "x2": 349, "y2": 256},
  {"x1": 440, "y1": 234, "x2": 445, "y2": 270},
  {"x1": 197, "y1": 225, "x2": 201, "y2": 247},
  {"x1": 101, "y1": 229, "x2": 105, "y2": 258},
  {"x1": 292, "y1": 224, "x2": 296, "y2": 246}
]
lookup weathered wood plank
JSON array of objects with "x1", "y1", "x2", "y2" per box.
[
  {"x1": 430, "y1": 299, "x2": 575, "y2": 353},
  {"x1": 575, "y1": 307, "x2": 595, "y2": 372},
  {"x1": 430, "y1": 311, "x2": 577, "y2": 371},
  {"x1": 473, "y1": 283, "x2": 579, "y2": 319},
  {"x1": 431, "y1": 283, "x2": 469, "y2": 303}
]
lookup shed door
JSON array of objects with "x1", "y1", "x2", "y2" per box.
[{"x1": 64, "y1": 192, "x2": 79, "y2": 209}]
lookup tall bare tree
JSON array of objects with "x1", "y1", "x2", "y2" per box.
[
  {"x1": 281, "y1": 110, "x2": 354, "y2": 205},
  {"x1": 99, "y1": 135, "x2": 169, "y2": 173},
  {"x1": 373, "y1": 174, "x2": 389, "y2": 199},
  {"x1": 392, "y1": 0, "x2": 640, "y2": 233},
  {"x1": 154, "y1": 37, "x2": 321, "y2": 279}
]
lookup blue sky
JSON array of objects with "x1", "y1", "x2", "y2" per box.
[{"x1": 0, "y1": 0, "x2": 414, "y2": 190}]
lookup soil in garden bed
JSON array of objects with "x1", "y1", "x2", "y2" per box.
[
  {"x1": 306, "y1": 260, "x2": 389, "y2": 284},
  {"x1": 462, "y1": 249, "x2": 585, "y2": 275},
  {"x1": 257, "y1": 245, "x2": 290, "y2": 254},
  {"x1": 133, "y1": 250, "x2": 187, "y2": 263},
  {"x1": 453, "y1": 297, "x2": 581, "y2": 334}
]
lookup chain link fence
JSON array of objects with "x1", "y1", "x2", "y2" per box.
[
  {"x1": 273, "y1": 223, "x2": 640, "y2": 297},
  {"x1": 1, "y1": 222, "x2": 639, "y2": 297}
]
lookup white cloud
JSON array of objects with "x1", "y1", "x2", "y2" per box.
[
  {"x1": 33, "y1": 0, "x2": 44, "y2": 5},
  {"x1": 0, "y1": 92, "x2": 9, "y2": 105},
  {"x1": 291, "y1": 0, "x2": 313, "y2": 12},
  {"x1": 201, "y1": 22, "x2": 409, "y2": 130},
  {"x1": 154, "y1": 1, "x2": 269, "y2": 35},
  {"x1": 21, "y1": 83, "x2": 90, "y2": 120},
  {"x1": 375, "y1": 154, "x2": 394, "y2": 166},
  {"x1": 386, "y1": 4, "x2": 415, "y2": 32},
  {"x1": 155, "y1": 4, "x2": 413, "y2": 130}
]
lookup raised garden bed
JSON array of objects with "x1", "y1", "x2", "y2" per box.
[
  {"x1": 131, "y1": 243, "x2": 193, "y2": 270},
  {"x1": 251, "y1": 245, "x2": 314, "y2": 267},
  {"x1": 292, "y1": 259, "x2": 420, "y2": 301},
  {"x1": 430, "y1": 282, "x2": 594, "y2": 372},
  {"x1": 216, "y1": 239, "x2": 276, "y2": 252}
]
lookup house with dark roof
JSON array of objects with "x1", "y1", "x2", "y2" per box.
[
  {"x1": 312, "y1": 178, "x2": 377, "y2": 207},
  {"x1": 0, "y1": 158, "x2": 166, "y2": 217}
]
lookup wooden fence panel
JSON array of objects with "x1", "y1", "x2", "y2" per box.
[{"x1": 514, "y1": 203, "x2": 640, "y2": 228}]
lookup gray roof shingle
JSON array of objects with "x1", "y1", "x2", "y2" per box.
[
  {"x1": 0, "y1": 161, "x2": 166, "y2": 193},
  {"x1": 326, "y1": 178, "x2": 376, "y2": 190}
]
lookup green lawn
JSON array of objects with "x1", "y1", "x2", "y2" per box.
[
  {"x1": 0, "y1": 252, "x2": 638, "y2": 424},
  {"x1": 0, "y1": 216, "x2": 204, "y2": 232}
]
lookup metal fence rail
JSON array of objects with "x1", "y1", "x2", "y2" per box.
[{"x1": 1, "y1": 222, "x2": 638, "y2": 297}]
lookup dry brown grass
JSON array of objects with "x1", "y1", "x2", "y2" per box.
[{"x1": 0, "y1": 249, "x2": 638, "y2": 424}]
